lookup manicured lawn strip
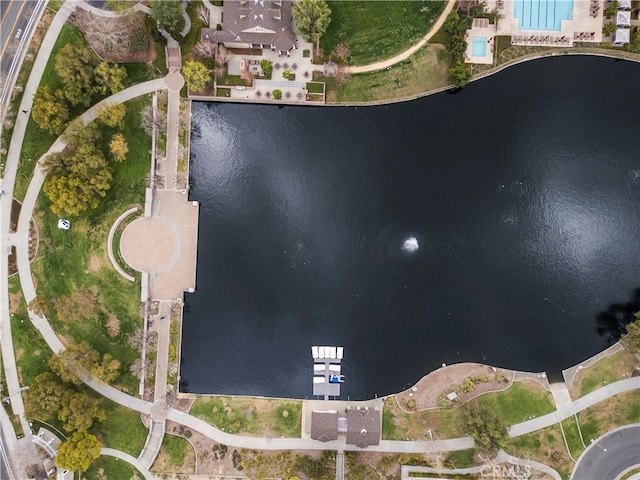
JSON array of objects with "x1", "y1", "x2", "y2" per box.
[
  {"x1": 322, "y1": 45, "x2": 448, "y2": 103},
  {"x1": 577, "y1": 390, "x2": 640, "y2": 442},
  {"x1": 560, "y1": 417, "x2": 584, "y2": 459},
  {"x1": 320, "y1": 1, "x2": 446, "y2": 65},
  {"x1": 381, "y1": 397, "x2": 465, "y2": 441},
  {"x1": 159, "y1": 434, "x2": 190, "y2": 466},
  {"x1": 190, "y1": 396, "x2": 303, "y2": 437},
  {"x1": 472, "y1": 380, "x2": 556, "y2": 425},
  {"x1": 83, "y1": 455, "x2": 140, "y2": 480},
  {"x1": 444, "y1": 448, "x2": 476, "y2": 468},
  {"x1": 10, "y1": 295, "x2": 52, "y2": 386},
  {"x1": 91, "y1": 400, "x2": 147, "y2": 457}
]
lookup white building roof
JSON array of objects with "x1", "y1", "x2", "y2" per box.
[
  {"x1": 614, "y1": 28, "x2": 630, "y2": 45},
  {"x1": 618, "y1": 0, "x2": 632, "y2": 9},
  {"x1": 616, "y1": 10, "x2": 631, "y2": 26}
]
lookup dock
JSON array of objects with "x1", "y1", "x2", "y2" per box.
[{"x1": 312, "y1": 346, "x2": 344, "y2": 400}]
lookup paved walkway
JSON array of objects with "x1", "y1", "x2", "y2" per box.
[
  {"x1": 101, "y1": 447, "x2": 154, "y2": 480},
  {"x1": 550, "y1": 382, "x2": 573, "y2": 409},
  {"x1": 347, "y1": 0, "x2": 456, "y2": 74}
]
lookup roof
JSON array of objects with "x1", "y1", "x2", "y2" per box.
[
  {"x1": 201, "y1": 0, "x2": 296, "y2": 52},
  {"x1": 618, "y1": 0, "x2": 632, "y2": 9},
  {"x1": 311, "y1": 410, "x2": 339, "y2": 442},
  {"x1": 616, "y1": 10, "x2": 631, "y2": 26},
  {"x1": 345, "y1": 407, "x2": 381, "y2": 448},
  {"x1": 614, "y1": 28, "x2": 630, "y2": 44}
]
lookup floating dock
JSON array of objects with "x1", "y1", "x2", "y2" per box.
[{"x1": 312, "y1": 346, "x2": 344, "y2": 400}]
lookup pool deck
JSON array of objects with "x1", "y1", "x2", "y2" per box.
[{"x1": 465, "y1": 19, "x2": 496, "y2": 64}]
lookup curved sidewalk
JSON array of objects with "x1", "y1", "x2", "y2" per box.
[
  {"x1": 347, "y1": 0, "x2": 455, "y2": 74},
  {"x1": 107, "y1": 207, "x2": 139, "y2": 282},
  {"x1": 101, "y1": 448, "x2": 154, "y2": 480}
]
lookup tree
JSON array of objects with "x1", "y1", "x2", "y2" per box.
[
  {"x1": 54, "y1": 43, "x2": 99, "y2": 107},
  {"x1": 444, "y1": 11, "x2": 468, "y2": 36},
  {"x1": 27, "y1": 295, "x2": 49, "y2": 316},
  {"x1": 193, "y1": 39, "x2": 216, "y2": 59},
  {"x1": 604, "y1": 1, "x2": 619, "y2": 18},
  {"x1": 215, "y1": 45, "x2": 232, "y2": 66},
  {"x1": 56, "y1": 432, "x2": 101, "y2": 473},
  {"x1": 272, "y1": 89, "x2": 282, "y2": 100},
  {"x1": 58, "y1": 390, "x2": 106, "y2": 432},
  {"x1": 292, "y1": 0, "x2": 331, "y2": 57},
  {"x1": 130, "y1": 356, "x2": 153, "y2": 379},
  {"x1": 602, "y1": 23, "x2": 616, "y2": 36},
  {"x1": 24, "y1": 372, "x2": 67, "y2": 420},
  {"x1": 93, "y1": 62, "x2": 127, "y2": 96},
  {"x1": 182, "y1": 60, "x2": 210, "y2": 92},
  {"x1": 447, "y1": 36, "x2": 467, "y2": 61},
  {"x1": 449, "y1": 62, "x2": 472, "y2": 88},
  {"x1": 150, "y1": 0, "x2": 185, "y2": 38},
  {"x1": 331, "y1": 42, "x2": 351, "y2": 63},
  {"x1": 459, "y1": 403, "x2": 508, "y2": 451},
  {"x1": 90, "y1": 353, "x2": 121, "y2": 383},
  {"x1": 260, "y1": 59, "x2": 273, "y2": 78},
  {"x1": 98, "y1": 103, "x2": 127, "y2": 129},
  {"x1": 196, "y1": 4, "x2": 210, "y2": 25},
  {"x1": 622, "y1": 315, "x2": 640, "y2": 350},
  {"x1": 49, "y1": 342, "x2": 101, "y2": 385},
  {"x1": 31, "y1": 86, "x2": 69, "y2": 135},
  {"x1": 109, "y1": 133, "x2": 129, "y2": 162}
]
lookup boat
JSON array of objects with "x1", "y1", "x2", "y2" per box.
[{"x1": 329, "y1": 374, "x2": 345, "y2": 384}]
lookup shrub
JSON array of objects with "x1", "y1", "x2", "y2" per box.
[
  {"x1": 461, "y1": 377, "x2": 476, "y2": 392},
  {"x1": 272, "y1": 89, "x2": 282, "y2": 99},
  {"x1": 406, "y1": 399, "x2": 416, "y2": 409}
]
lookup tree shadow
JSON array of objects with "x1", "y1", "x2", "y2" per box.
[{"x1": 595, "y1": 288, "x2": 640, "y2": 344}]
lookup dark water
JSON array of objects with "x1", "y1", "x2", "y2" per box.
[{"x1": 182, "y1": 56, "x2": 640, "y2": 400}]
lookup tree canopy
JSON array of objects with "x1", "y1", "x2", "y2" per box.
[
  {"x1": 56, "y1": 432, "x2": 101, "y2": 473},
  {"x1": 24, "y1": 372, "x2": 66, "y2": 420},
  {"x1": 94, "y1": 62, "x2": 127, "y2": 96},
  {"x1": 32, "y1": 86, "x2": 69, "y2": 135},
  {"x1": 292, "y1": 0, "x2": 331, "y2": 54},
  {"x1": 622, "y1": 314, "x2": 640, "y2": 350},
  {"x1": 459, "y1": 403, "x2": 508, "y2": 451},
  {"x1": 182, "y1": 60, "x2": 210, "y2": 92},
  {"x1": 54, "y1": 44, "x2": 100, "y2": 107},
  {"x1": 97, "y1": 103, "x2": 127, "y2": 130},
  {"x1": 449, "y1": 62, "x2": 472, "y2": 88},
  {"x1": 150, "y1": 0, "x2": 185, "y2": 38},
  {"x1": 48, "y1": 341, "x2": 120, "y2": 385},
  {"x1": 58, "y1": 390, "x2": 106, "y2": 432},
  {"x1": 109, "y1": 133, "x2": 129, "y2": 162}
]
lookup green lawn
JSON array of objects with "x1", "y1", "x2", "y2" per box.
[
  {"x1": 320, "y1": 1, "x2": 446, "y2": 65},
  {"x1": 472, "y1": 380, "x2": 556, "y2": 425},
  {"x1": 83, "y1": 455, "x2": 142, "y2": 480},
  {"x1": 445, "y1": 448, "x2": 476, "y2": 468},
  {"x1": 159, "y1": 434, "x2": 190, "y2": 465},
  {"x1": 323, "y1": 44, "x2": 448, "y2": 103},
  {"x1": 90, "y1": 400, "x2": 147, "y2": 457},
  {"x1": 561, "y1": 417, "x2": 585, "y2": 459},
  {"x1": 190, "y1": 396, "x2": 303, "y2": 437}
]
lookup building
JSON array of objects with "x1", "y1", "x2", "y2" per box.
[
  {"x1": 345, "y1": 406, "x2": 381, "y2": 448},
  {"x1": 616, "y1": 10, "x2": 631, "y2": 27},
  {"x1": 310, "y1": 410, "x2": 339, "y2": 442},
  {"x1": 201, "y1": 0, "x2": 297, "y2": 55},
  {"x1": 614, "y1": 28, "x2": 631, "y2": 45}
]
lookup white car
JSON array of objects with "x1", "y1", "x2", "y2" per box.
[{"x1": 57, "y1": 219, "x2": 70, "y2": 230}]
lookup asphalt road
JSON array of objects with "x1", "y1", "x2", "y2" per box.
[
  {"x1": 0, "y1": 0, "x2": 33, "y2": 86},
  {"x1": 571, "y1": 425, "x2": 640, "y2": 480}
]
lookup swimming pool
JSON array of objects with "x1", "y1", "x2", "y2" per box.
[
  {"x1": 514, "y1": 0, "x2": 573, "y2": 31},
  {"x1": 472, "y1": 37, "x2": 487, "y2": 57}
]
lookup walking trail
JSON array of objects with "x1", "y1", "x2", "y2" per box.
[{"x1": 347, "y1": 0, "x2": 456, "y2": 74}]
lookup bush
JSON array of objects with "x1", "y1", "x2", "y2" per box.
[
  {"x1": 129, "y1": 28, "x2": 149, "y2": 52},
  {"x1": 461, "y1": 377, "x2": 476, "y2": 393},
  {"x1": 272, "y1": 89, "x2": 282, "y2": 99},
  {"x1": 406, "y1": 399, "x2": 416, "y2": 409},
  {"x1": 260, "y1": 59, "x2": 273, "y2": 79},
  {"x1": 282, "y1": 69, "x2": 295, "y2": 80}
]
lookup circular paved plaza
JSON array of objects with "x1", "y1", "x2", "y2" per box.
[{"x1": 120, "y1": 218, "x2": 176, "y2": 272}]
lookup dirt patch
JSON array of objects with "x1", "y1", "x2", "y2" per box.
[
  {"x1": 105, "y1": 313, "x2": 120, "y2": 338},
  {"x1": 70, "y1": 10, "x2": 153, "y2": 63},
  {"x1": 151, "y1": 433, "x2": 196, "y2": 475},
  {"x1": 9, "y1": 292, "x2": 22, "y2": 314},
  {"x1": 88, "y1": 254, "x2": 102, "y2": 272},
  {"x1": 55, "y1": 288, "x2": 100, "y2": 323},
  {"x1": 395, "y1": 362, "x2": 513, "y2": 411}
]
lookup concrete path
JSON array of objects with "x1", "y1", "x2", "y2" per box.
[
  {"x1": 107, "y1": 207, "x2": 138, "y2": 282},
  {"x1": 550, "y1": 382, "x2": 573, "y2": 409},
  {"x1": 101, "y1": 447, "x2": 154, "y2": 480},
  {"x1": 347, "y1": 0, "x2": 456, "y2": 74}
]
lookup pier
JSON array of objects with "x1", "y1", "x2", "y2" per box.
[{"x1": 312, "y1": 346, "x2": 344, "y2": 400}]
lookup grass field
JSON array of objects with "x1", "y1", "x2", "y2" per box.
[
  {"x1": 151, "y1": 434, "x2": 196, "y2": 473},
  {"x1": 570, "y1": 348, "x2": 638, "y2": 399},
  {"x1": 90, "y1": 400, "x2": 147, "y2": 457},
  {"x1": 445, "y1": 448, "x2": 476, "y2": 468},
  {"x1": 507, "y1": 424, "x2": 573, "y2": 478},
  {"x1": 323, "y1": 44, "x2": 448, "y2": 103},
  {"x1": 30, "y1": 97, "x2": 151, "y2": 395},
  {"x1": 190, "y1": 396, "x2": 303, "y2": 437},
  {"x1": 83, "y1": 455, "x2": 142, "y2": 480},
  {"x1": 472, "y1": 380, "x2": 556, "y2": 425},
  {"x1": 320, "y1": 1, "x2": 446, "y2": 65}
]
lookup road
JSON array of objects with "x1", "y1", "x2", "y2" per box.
[
  {"x1": 0, "y1": 0, "x2": 46, "y2": 121},
  {"x1": 571, "y1": 424, "x2": 640, "y2": 480}
]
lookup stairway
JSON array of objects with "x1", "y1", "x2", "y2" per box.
[
  {"x1": 138, "y1": 419, "x2": 165, "y2": 468},
  {"x1": 336, "y1": 451, "x2": 344, "y2": 480}
]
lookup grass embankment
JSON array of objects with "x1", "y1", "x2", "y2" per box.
[
  {"x1": 320, "y1": 1, "x2": 446, "y2": 65},
  {"x1": 569, "y1": 347, "x2": 638, "y2": 399},
  {"x1": 151, "y1": 434, "x2": 196, "y2": 474},
  {"x1": 82, "y1": 455, "x2": 143, "y2": 480},
  {"x1": 322, "y1": 44, "x2": 448, "y2": 104},
  {"x1": 30, "y1": 98, "x2": 151, "y2": 395},
  {"x1": 190, "y1": 396, "x2": 303, "y2": 437},
  {"x1": 382, "y1": 380, "x2": 554, "y2": 441}
]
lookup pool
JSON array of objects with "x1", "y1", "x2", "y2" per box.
[
  {"x1": 472, "y1": 37, "x2": 487, "y2": 57},
  {"x1": 514, "y1": 0, "x2": 573, "y2": 31}
]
